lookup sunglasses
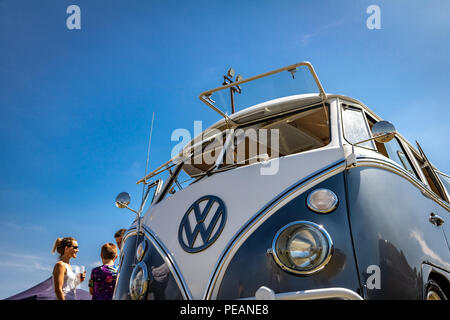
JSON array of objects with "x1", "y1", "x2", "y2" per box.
[{"x1": 70, "y1": 245, "x2": 79, "y2": 250}]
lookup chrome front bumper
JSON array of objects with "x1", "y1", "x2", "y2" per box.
[{"x1": 242, "y1": 286, "x2": 364, "y2": 300}]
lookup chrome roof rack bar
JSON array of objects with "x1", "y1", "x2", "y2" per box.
[{"x1": 199, "y1": 61, "x2": 327, "y2": 122}]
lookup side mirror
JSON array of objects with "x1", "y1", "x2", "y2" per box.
[
  {"x1": 371, "y1": 120, "x2": 396, "y2": 143},
  {"x1": 115, "y1": 192, "x2": 131, "y2": 209},
  {"x1": 345, "y1": 120, "x2": 397, "y2": 169}
]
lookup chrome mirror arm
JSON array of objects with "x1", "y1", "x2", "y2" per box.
[
  {"x1": 351, "y1": 136, "x2": 377, "y2": 152},
  {"x1": 345, "y1": 120, "x2": 396, "y2": 169},
  {"x1": 345, "y1": 132, "x2": 394, "y2": 169},
  {"x1": 123, "y1": 205, "x2": 139, "y2": 215},
  {"x1": 114, "y1": 180, "x2": 161, "y2": 231},
  {"x1": 115, "y1": 192, "x2": 139, "y2": 215}
]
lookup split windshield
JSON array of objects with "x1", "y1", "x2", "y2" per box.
[
  {"x1": 181, "y1": 104, "x2": 330, "y2": 178},
  {"x1": 138, "y1": 63, "x2": 330, "y2": 200}
]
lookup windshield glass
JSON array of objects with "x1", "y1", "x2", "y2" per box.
[
  {"x1": 182, "y1": 104, "x2": 330, "y2": 177},
  {"x1": 138, "y1": 104, "x2": 330, "y2": 204},
  {"x1": 437, "y1": 172, "x2": 450, "y2": 196},
  {"x1": 200, "y1": 63, "x2": 324, "y2": 119}
]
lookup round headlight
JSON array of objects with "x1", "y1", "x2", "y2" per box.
[
  {"x1": 129, "y1": 262, "x2": 149, "y2": 300},
  {"x1": 136, "y1": 240, "x2": 147, "y2": 262},
  {"x1": 272, "y1": 221, "x2": 333, "y2": 275},
  {"x1": 307, "y1": 189, "x2": 338, "y2": 213}
]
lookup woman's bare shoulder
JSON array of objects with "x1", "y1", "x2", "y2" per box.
[{"x1": 53, "y1": 261, "x2": 66, "y2": 273}]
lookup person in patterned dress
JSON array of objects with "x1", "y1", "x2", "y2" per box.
[{"x1": 89, "y1": 243, "x2": 118, "y2": 300}]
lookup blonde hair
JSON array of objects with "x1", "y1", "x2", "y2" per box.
[
  {"x1": 52, "y1": 237, "x2": 76, "y2": 256},
  {"x1": 101, "y1": 243, "x2": 117, "y2": 260}
]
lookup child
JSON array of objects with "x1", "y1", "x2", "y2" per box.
[{"x1": 89, "y1": 243, "x2": 118, "y2": 300}]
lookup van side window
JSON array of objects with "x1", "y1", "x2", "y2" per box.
[
  {"x1": 366, "y1": 118, "x2": 389, "y2": 158},
  {"x1": 383, "y1": 138, "x2": 418, "y2": 178},
  {"x1": 437, "y1": 172, "x2": 450, "y2": 201},
  {"x1": 365, "y1": 115, "x2": 419, "y2": 179},
  {"x1": 437, "y1": 172, "x2": 450, "y2": 198},
  {"x1": 413, "y1": 153, "x2": 447, "y2": 200},
  {"x1": 342, "y1": 106, "x2": 375, "y2": 149}
]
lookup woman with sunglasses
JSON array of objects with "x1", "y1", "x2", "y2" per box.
[{"x1": 52, "y1": 237, "x2": 86, "y2": 300}]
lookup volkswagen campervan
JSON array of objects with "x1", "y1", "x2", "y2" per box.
[{"x1": 113, "y1": 62, "x2": 450, "y2": 300}]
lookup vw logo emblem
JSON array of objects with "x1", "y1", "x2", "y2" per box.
[{"x1": 178, "y1": 195, "x2": 227, "y2": 253}]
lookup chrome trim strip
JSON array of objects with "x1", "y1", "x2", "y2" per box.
[
  {"x1": 271, "y1": 221, "x2": 333, "y2": 275},
  {"x1": 204, "y1": 159, "x2": 347, "y2": 299},
  {"x1": 436, "y1": 170, "x2": 450, "y2": 203},
  {"x1": 355, "y1": 157, "x2": 450, "y2": 211},
  {"x1": 437, "y1": 170, "x2": 450, "y2": 179},
  {"x1": 115, "y1": 226, "x2": 193, "y2": 300},
  {"x1": 123, "y1": 227, "x2": 137, "y2": 240},
  {"x1": 113, "y1": 228, "x2": 137, "y2": 300},
  {"x1": 142, "y1": 225, "x2": 193, "y2": 300},
  {"x1": 118, "y1": 227, "x2": 138, "y2": 268},
  {"x1": 242, "y1": 286, "x2": 363, "y2": 300},
  {"x1": 397, "y1": 137, "x2": 429, "y2": 188}
]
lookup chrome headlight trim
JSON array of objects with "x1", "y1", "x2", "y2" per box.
[
  {"x1": 136, "y1": 240, "x2": 148, "y2": 262},
  {"x1": 306, "y1": 188, "x2": 338, "y2": 213},
  {"x1": 271, "y1": 221, "x2": 333, "y2": 275},
  {"x1": 129, "y1": 261, "x2": 149, "y2": 300}
]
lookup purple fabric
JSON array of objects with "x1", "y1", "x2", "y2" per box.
[
  {"x1": 89, "y1": 265, "x2": 118, "y2": 300},
  {"x1": 4, "y1": 277, "x2": 92, "y2": 300}
]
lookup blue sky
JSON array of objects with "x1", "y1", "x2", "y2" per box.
[{"x1": 0, "y1": 0, "x2": 449, "y2": 298}]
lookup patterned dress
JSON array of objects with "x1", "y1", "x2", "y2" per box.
[{"x1": 89, "y1": 264, "x2": 118, "y2": 300}]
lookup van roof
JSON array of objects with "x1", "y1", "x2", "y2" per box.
[
  {"x1": 201, "y1": 93, "x2": 381, "y2": 131},
  {"x1": 137, "y1": 92, "x2": 436, "y2": 184}
]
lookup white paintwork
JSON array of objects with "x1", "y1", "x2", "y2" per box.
[
  {"x1": 193, "y1": 93, "x2": 375, "y2": 138},
  {"x1": 142, "y1": 100, "x2": 345, "y2": 299}
]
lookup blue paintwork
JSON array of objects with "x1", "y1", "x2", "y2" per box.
[
  {"x1": 216, "y1": 172, "x2": 361, "y2": 299},
  {"x1": 113, "y1": 233, "x2": 183, "y2": 300},
  {"x1": 345, "y1": 165, "x2": 450, "y2": 299},
  {"x1": 114, "y1": 165, "x2": 450, "y2": 300},
  {"x1": 114, "y1": 233, "x2": 137, "y2": 300}
]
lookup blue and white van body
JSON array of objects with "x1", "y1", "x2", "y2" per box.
[{"x1": 113, "y1": 62, "x2": 450, "y2": 300}]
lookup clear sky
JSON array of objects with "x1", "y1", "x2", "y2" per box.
[{"x1": 1, "y1": 0, "x2": 449, "y2": 299}]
